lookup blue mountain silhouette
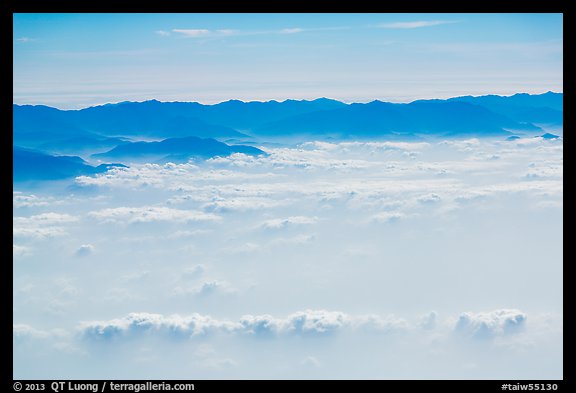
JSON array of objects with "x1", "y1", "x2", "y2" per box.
[
  {"x1": 13, "y1": 146, "x2": 126, "y2": 182},
  {"x1": 252, "y1": 100, "x2": 540, "y2": 138},
  {"x1": 92, "y1": 136, "x2": 266, "y2": 163},
  {"x1": 540, "y1": 132, "x2": 560, "y2": 139},
  {"x1": 13, "y1": 92, "x2": 562, "y2": 181},
  {"x1": 14, "y1": 93, "x2": 559, "y2": 146},
  {"x1": 444, "y1": 92, "x2": 562, "y2": 126},
  {"x1": 37, "y1": 136, "x2": 131, "y2": 155},
  {"x1": 13, "y1": 102, "x2": 248, "y2": 150}
]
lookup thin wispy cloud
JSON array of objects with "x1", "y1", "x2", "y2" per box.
[
  {"x1": 379, "y1": 20, "x2": 459, "y2": 29},
  {"x1": 155, "y1": 30, "x2": 170, "y2": 37},
  {"x1": 172, "y1": 29, "x2": 211, "y2": 37},
  {"x1": 16, "y1": 37, "x2": 36, "y2": 43},
  {"x1": 170, "y1": 28, "x2": 242, "y2": 39},
  {"x1": 281, "y1": 28, "x2": 305, "y2": 34},
  {"x1": 167, "y1": 26, "x2": 349, "y2": 39},
  {"x1": 216, "y1": 29, "x2": 238, "y2": 36}
]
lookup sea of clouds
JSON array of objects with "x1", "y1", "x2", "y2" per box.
[{"x1": 13, "y1": 137, "x2": 563, "y2": 379}]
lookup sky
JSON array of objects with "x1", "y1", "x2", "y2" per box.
[{"x1": 13, "y1": 13, "x2": 563, "y2": 109}]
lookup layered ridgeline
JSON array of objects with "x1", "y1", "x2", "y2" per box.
[
  {"x1": 13, "y1": 146, "x2": 127, "y2": 182},
  {"x1": 13, "y1": 92, "x2": 562, "y2": 181},
  {"x1": 13, "y1": 136, "x2": 266, "y2": 182},
  {"x1": 14, "y1": 92, "x2": 562, "y2": 147},
  {"x1": 92, "y1": 136, "x2": 265, "y2": 163}
]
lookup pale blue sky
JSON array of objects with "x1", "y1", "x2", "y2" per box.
[{"x1": 13, "y1": 13, "x2": 563, "y2": 108}]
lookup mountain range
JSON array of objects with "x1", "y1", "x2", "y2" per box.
[
  {"x1": 14, "y1": 136, "x2": 265, "y2": 182},
  {"x1": 445, "y1": 92, "x2": 563, "y2": 125},
  {"x1": 14, "y1": 92, "x2": 562, "y2": 147},
  {"x1": 92, "y1": 136, "x2": 265, "y2": 163},
  {"x1": 13, "y1": 92, "x2": 562, "y2": 182},
  {"x1": 13, "y1": 146, "x2": 126, "y2": 182}
]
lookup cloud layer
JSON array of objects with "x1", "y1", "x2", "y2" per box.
[
  {"x1": 14, "y1": 308, "x2": 561, "y2": 379},
  {"x1": 78, "y1": 308, "x2": 532, "y2": 341},
  {"x1": 80, "y1": 309, "x2": 410, "y2": 339},
  {"x1": 13, "y1": 137, "x2": 562, "y2": 379}
]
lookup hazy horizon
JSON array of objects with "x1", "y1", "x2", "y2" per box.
[
  {"x1": 14, "y1": 13, "x2": 562, "y2": 109},
  {"x1": 13, "y1": 90, "x2": 564, "y2": 111}
]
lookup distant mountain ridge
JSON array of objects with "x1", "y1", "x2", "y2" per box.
[
  {"x1": 13, "y1": 102, "x2": 248, "y2": 150},
  {"x1": 93, "y1": 136, "x2": 266, "y2": 163},
  {"x1": 252, "y1": 100, "x2": 540, "y2": 138},
  {"x1": 13, "y1": 146, "x2": 126, "y2": 182},
  {"x1": 445, "y1": 92, "x2": 562, "y2": 126},
  {"x1": 13, "y1": 92, "x2": 562, "y2": 182},
  {"x1": 14, "y1": 93, "x2": 561, "y2": 147}
]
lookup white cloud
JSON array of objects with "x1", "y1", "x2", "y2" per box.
[
  {"x1": 13, "y1": 192, "x2": 51, "y2": 208},
  {"x1": 13, "y1": 226, "x2": 67, "y2": 239},
  {"x1": 75, "y1": 244, "x2": 95, "y2": 257},
  {"x1": 196, "y1": 280, "x2": 229, "y2": 296},
  {"x1": 261, "y1": 216, "x2": 318, "y2": 229},
  {"x1": 284, "y1": 310, "x2": 348, "y2": 335},
  {"x1": 337, "y1": 141, "x2": 431, "y2": 152},
  {"x1": 72, "y1": 139, "x2": 562, "y2": 226},
  {"x1": 237, "y1": 314, "x2": 280, "y2": 335},
  {"x1": 172, "y1": 29, "x2": 211, "y2": 38},
  {"x1": 439, "y1": 138, "x2": 481, "y2": 151},
  {"x1": 281, "y1": 28, "x2": 305, "y2": 34},
  {"x1": 168, "y1": 229, "x2": 212, "y2": 238},
  {"x1": 372, "y1": 211, "x2": 403, "y2": 223},
  {"x1": 417, "y1": 194, "x2": 442, "y2": 204},
  {"x1": 88, "y1": 206, "x2": 221, "y2": 224},
  {"x1": 171, "y1": 28, "x2": 241, "y2": 38},
  {"x1": 379, "y1": 20, "x2": 458, "y2": 29},
  {"x1": 15, "y1": 308, "x2": 562, "y2": 378},
  {"x1": 14, "y1": 137, "x2": 562, "y2": 378},
  {"x1": 203, "y1": 197, "x2": 287, "y2": 213},
  {"x1": 16, "y1": 37, "x2": 36, "y2": 43},
  {"x1": 454, "y1": 309, "x2": 527, "y2": 340},
  {"x1": 155, "y1": 30, "x2": 170, "y2": 37},
  {"x1": 419, "y1": 311, "x2": 438, "y2": 330},
  {"x1": 181, "y1": 264, "x2": 206, "y2": 279},
  {"x1": 13, "y1": 324, "x2": 50, "y2": 340},
  {"x1": 80, "y1": 312, "x2": 237, "y2": 339},
  {"x1": 216, "y1": 29, "x2": 238, "y2": 35},
  {"x1": 13, "y1": 213, "x2": 78, "y2": 239},
  {"x1": 169, "y1": 26, "x2": 343, "y2": 39},
  {"x1": 71, "y1": 308, "x2": 536, "y2": 343},
  {"x1": 13, "y1": 324, "x2": 70, "y2": 342},
  {"x1": 173, "y1": 280, "x2": 233, "y2": 297},
  {"x1": 13, "y1": 245, "x2": 31, "y2": 257},
  {"x1": 14, "y1": 212, "x2": 77, "y2": 225},
  {"x1": 80, "y1": 310, "x2": 408, "y2": 340},
  {"x1": 267, "y1": 234, "x2": 316, "y2": 247}
]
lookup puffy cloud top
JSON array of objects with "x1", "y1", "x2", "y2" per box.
[
  {"x1": 89, "y1": 206, "x2": 221, "y2": 224},
  {"x1": 80, "y1": 310, "x2": 408, "y2": 340},
  {"x1": 454, "y1": 309, "x2": 527, "y2": 339}
]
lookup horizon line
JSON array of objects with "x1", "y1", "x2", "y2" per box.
[{"x1": 12, "y1": 90, "x2": 563, "y2": 111}]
